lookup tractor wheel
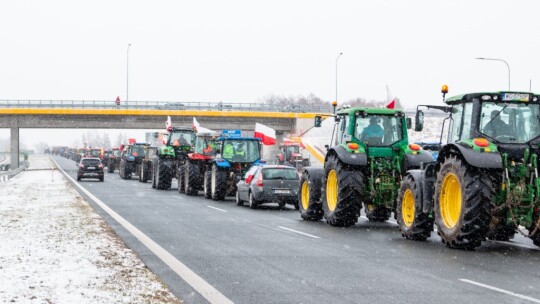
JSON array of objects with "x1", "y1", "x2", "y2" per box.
[
  {"x1": 396, "y1": 175, "x2": 433, "y2": 241},
  {"x1": 203, "y1": 170, "x2": 212, "y2": 199},
  {"x1": 434, "y1": 156, "x2": 493, "y2": 250},
  {"x1": 108, "y1": 163, "x2": 114, "y2": 173},
  {"x1": 141, "y1": 166, "x2": 149, "y2": 183},
  {"x1": 151, "y1": 163, "x2": 157, "y2": 188},
  {"x1": 487, "y1": 217, "x2": 516, "y2": 241},
  {"x1": 156, "y1": 160, "x2": 172, "y2": 190},
  {"x1": 185, "y1": 161, "x2": 199, "y2": 196},
  {"x1": 211, "y1": 164, "x2": 227, "y2": 201},
  {"x1": 177, "y1": 165, "x2": 185, "y2": 194},
  {"x1": 364, "y1": 203, "x2": 391, "y2": 222},
  {"x1": 298, "y1": 171, "x2": 323, "y2": 221},
  {"x1": 321, "y1": 155, "x2": 364, "y2": 227},
  {"x1": 528, "y1": 211, "x2": 540, "y2": 247}
]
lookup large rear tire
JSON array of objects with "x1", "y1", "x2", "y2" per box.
[
  {"x1": 177, "y1": 165, "x2": 185, "y2": 193},
  {"x1": 321, "y1": 155, "x2": 364, "y2": 227},
  {"x1": 185, "y1": 161, "x2": 199, "y2": 196},
  {"x1": 211, "y1": 164, "x2": 227, "y2": 201},
  {"x1": 396, "y1": 174, "x2": 432, "y2": 241},
  {"x1": 156, "y1": 159, "x2": 172, "y2": 190},
  {"x1": 434, "y1": 156, "x2": 493, "y2": 250},
  {"x1": 203, "y1": 170, "x2": 212, "y2": 199},
  {"x1": 298, "y1": 171, "x2": 323, "y2": 221}
]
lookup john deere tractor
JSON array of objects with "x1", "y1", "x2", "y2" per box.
[
  {"x1": 203, "y1": 131, "x2": 263, "y2": 200},
  {"x1": 152, "y1": 127, "x2": 195, "y2": 190},
  {"x1": 396, "y1": 86, "x2": 540, "y2": 249},
  {"x1": 299, "y1": 107, "x2": 433, "y2": 227}
]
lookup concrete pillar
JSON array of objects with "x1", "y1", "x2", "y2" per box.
[{"x1": 10, "y1": 118, "x2": 19, "y2": 169}]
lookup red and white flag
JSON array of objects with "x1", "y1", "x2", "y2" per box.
[
  {"x1": 166, "y1": 116, "x2": 172, "y2": 131},
  {"x1": 254, "y1": 123, "x2": 276, "y2": 145},
  {"x1": 193, "y1": 117, "x2": 200, "y2": 131},
  {"x1": 386, "y1": 85, "x2": 395, "y2": 109},
  {"x1": 193, "y1": 117, "x2": 215, "y2": 134}
]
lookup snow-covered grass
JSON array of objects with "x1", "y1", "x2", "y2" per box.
[{"x1": 0, "y1": 169, "x2": 182, "y2": 304}]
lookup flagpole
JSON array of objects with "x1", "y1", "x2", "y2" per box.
[{"x1": 335, "y1": 52, "x2": 343, "y2": 103}]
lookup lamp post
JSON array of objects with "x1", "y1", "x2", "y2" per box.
[
  {"x1": 335, "y1": 52, "x2": 343, "y2": 104},
  {"x1": 475, "y1": 57, "x2": 511, "y2": 90},
  {"x1": 127, "y1": 43, "x2": 131, "y2": 102}
]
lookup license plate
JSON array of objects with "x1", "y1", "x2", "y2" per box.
[
  {"x1": 87, "y1": 167, "x2": 95, "y2": 170},
  {"x1": 274, "y1": 189, "x2": 290, "y2": 194}
]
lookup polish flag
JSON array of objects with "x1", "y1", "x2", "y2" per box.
[
  {"x1": 166, "y1": 116, "x2": 172, "y2": 131},
  {"x1": 193, "y1": 117, "x2": 215, "y2": 134},
  {"x1": 386, "y1": 85, "x2": 396, "y2": 109},
  {"x1": 254, "y1": 123, "x2": 276, "y2": 145}
]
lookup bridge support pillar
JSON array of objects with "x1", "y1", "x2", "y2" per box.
[{"x1": 10, "y1": 118, "x2": 19, "y2": 169}]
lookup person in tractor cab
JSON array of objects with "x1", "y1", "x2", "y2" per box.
[
  {"x1": 483, "y1": 110, "x2": 510, "y2": 139},
  {"x1": 203, "y1": 137, "x2": 216, "y2": 154},
  {"x1": 361, "y1": 117, "x2": 384, "y2": 144},
  {"x1": 223, "y1": 142, "x2": 234, "y2": 159}
]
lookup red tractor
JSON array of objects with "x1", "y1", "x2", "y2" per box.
[
  {"x1": 183, "y1": 132, "x2": 217, "y2": 196},
  {"x1": 275, "y1": 141, "x2": 310, "y2": 171}
]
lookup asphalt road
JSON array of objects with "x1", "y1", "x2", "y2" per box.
[{"x1": 52, "y1": 156, "x2": 540, "y2": 304}]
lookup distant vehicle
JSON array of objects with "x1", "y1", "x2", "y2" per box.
[
  {"x1": 236, "y1": 165, "x2": 300, "y2": 209},
  {"x1": 159, "y1": 103, "x2": 186, "y2": 110},
  {"x1": 77, "y1": 158, "x2": 104, "y2": 182},
  {"x1": 215, "y1": 103, "x2": 233, "y2": 111},
  {"x1": 283, "y1": 104, "x2": 304, "y2": 112}
]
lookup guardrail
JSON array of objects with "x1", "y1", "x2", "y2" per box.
[
  {"x1": 0, "y1": 161, "x2": 28, "y2": 182},
  {"x1": 0, "y1": 100, "x2": 334, "y2": 113}
]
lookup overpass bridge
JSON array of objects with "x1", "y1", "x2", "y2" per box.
[{"x1": 1, "y1": 100, "x2": 333, "y2": 168}]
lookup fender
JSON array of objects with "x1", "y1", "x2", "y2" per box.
[
  {"x1": 302, "y1": 166, "x2": 325, "y2": 180},
  {"x1": 403, "y1": 152, "x2": 434, "y2": 171},
  {"x1": 214, "y1": 158, "x2": 231, "y2": 168},
  {"x1": 439, "y1": 143, "x2": 502, "y2": 169},
  {"x1": 329, "y1": 145, "x2": 367, "y2": 166},
  {"x1": 405, "y1": 165, "x2": 436, "y2": 214}
]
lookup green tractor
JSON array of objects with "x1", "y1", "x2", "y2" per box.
[
  {"x1": 396, "y1": 86, "x2": 540, "y2": 249},
  {"x1": 151, "y1": 127, "x2": 195, "y2": 190},
  {"x1": 299, "y1": 106, "x2": 433, "y2": 227}
]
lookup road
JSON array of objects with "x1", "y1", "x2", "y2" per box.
[{"x1": 52, "y1": 156, "x2": 540, "y2": 304}]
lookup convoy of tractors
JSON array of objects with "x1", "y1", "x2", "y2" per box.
[{"x1": 51, "y1": 86, "x2": 540, "y2": 250}]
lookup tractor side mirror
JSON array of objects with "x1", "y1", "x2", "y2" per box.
[
  {"x1": 406, "y1": 117, "x2": 412, "y2": 129},
  {"x1": 415, "y1": 110, "x2": 424, "y2": 132},
  {"x1": 314, "y1": 115, "x2": 322, "y2": 128}
]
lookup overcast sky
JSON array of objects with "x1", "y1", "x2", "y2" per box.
[{"x1": 1, "y1": 0, "x2": 539, "y2": 147}]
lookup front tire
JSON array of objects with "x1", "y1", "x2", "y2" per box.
[
  {"x1": 364, "y1": 203, "x2": 391, "y2": 222},
  {"x1": 298, "y1": 171, "x2": 323, "y2": 221},
  {"x1": 434, "y1": 156, "x2": 493, "y2": 250},
  {"x1": 487, "y1": 217, "x2": 516, "y2": 241},
  {"x1": 203, "y1": 170, "x2": 212, "y2": 199},
  {"x1": 177, "y1": 165, "x2": 185, "y2": 193},
  {"x1": 156, "y1": 160, "x2": 172, "y2": 190},
  {"x1": 396, "y1": 174, "x2": 432, "y2": 241},
  {"x1": 211, "y1": 164, "x2": 227, "y2": 201},
  {"x1": 185, "y1": 161, "x2": 199, "y2": 196},
  {"x1": 321, "y1": 155, "x2": 364, "y2": 227}
]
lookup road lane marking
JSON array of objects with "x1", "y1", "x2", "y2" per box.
[
  {"x1": 459, "y1": 279, "x2": 540, "y2": 303},
  {"x1": 52, "y1": 159, "x2": 234, "y2": 304},
  {"x1": 207, "y1": 206, "x2": 227, "y2": 212},
  {"x1": 277, "y1": 226, "x2": 320, "y2": 239}
]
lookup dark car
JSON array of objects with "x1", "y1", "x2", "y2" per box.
[
  {"x1": 236, "y1": 165, "x2": 300, "y2": 209},
  {"x1": 77, "y1": 157, "x2": 104, "y2": 182}
]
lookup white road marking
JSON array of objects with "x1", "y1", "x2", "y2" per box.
[
  {"x1": 277, "y1": 226, "x2": 320, "y2": 239},
  {"x1": 459, "y1": 279, "x2": 540, "y2": 303},
  {"x1": 207, "y1": 206, "x2": 227, "y2": 212},
  {"x1": 52, "y1": 159, "x2": 234, "y2": 304}
]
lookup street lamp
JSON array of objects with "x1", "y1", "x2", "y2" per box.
[
  {"x1": 335, "y1": 52, "x2": 343, "y2": 103},
  {"x1": 475, "y1": 57, "x2": 511, "y2": 90},
  {"x1": 127, "y1": 43, "x2": 132, "y2": 102}
]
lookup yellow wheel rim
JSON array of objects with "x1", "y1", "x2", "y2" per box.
[
  {"x1": 439, "y1": 172, "x2": 462, "y2": 229},
  {"x1": 402, "y1": 189, "x2": 415, "y2": 228},
  {"x1": 326, "y1": 170, "x2": 338, "y2": 212},
  {"x1": 301, "y1": 180, "x2": 310, "y2": 210}
]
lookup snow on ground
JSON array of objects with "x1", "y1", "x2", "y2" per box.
[{"x1": 0, "y1": 166, "x2": 182, "y2": 304}]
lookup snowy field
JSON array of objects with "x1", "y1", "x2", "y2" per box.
[{"x1": 0, "y1": 168, "x2": 181, "y2": 304}]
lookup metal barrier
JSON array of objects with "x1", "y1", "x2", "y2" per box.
[
  {"x1": 0, "y1": 100, "x2": 334, "y2": 113},
  {"x1": 0, "y1": 161, "x2": 28, "y2": 182}
]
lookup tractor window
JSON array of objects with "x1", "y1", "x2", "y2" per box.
[
  {"x1": 448, "y1": 104, "x2": 463, "y2": 143},
  {"x1": 337, "y1": 114, "x2": 348, "y2": 144},
  {"x1": 131, "y1": 145, "x2": 146, "y2": 157},
  {"x1": 170, "y1": 132, "x2": 193, "y2": 146},
  {"x1": 354, "y1": 115, "x2": 403, "y2": 146},
  {"x1": 222, "y1": 140, "x2": 261, "y2": 162},
  {"x1": 480, "y1": 102, "x2": 540, "y2": 143},
  {"x1": 461, "y1": 103, "x2": 473, "y2": 140}
]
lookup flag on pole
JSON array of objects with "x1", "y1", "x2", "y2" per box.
[
  {"x1": 193, "y1": 117, "x2": 200, "y2": 131},
  {"x1": 254, "y1": 123, "x2": 276, "y2": 145},
  {"x1": 192, "y1": 117, "x2": 216, "y2": 134},
  {"x1": 166, "y1": 116, "x2": 172, "y2": 131},
  {"x1": 386, "y1": 85, "x2": 396, "y2": 109}
]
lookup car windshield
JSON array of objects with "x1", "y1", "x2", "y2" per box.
[
  {"x1": 221, "y1": 139, "x2": 260, "y2": 162},
  {"x1": 82, "y1": 159, "x2": 100, "y2": 166},
  {"x1": 354, "y1": 114, "x2": 403, "y2": 146},
  {"x1": 262, "y1": 168, "x2": 298, "y2": 180},
  {"x1": 479, "y1": 102, "x2": 540, "y2": 143}
]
